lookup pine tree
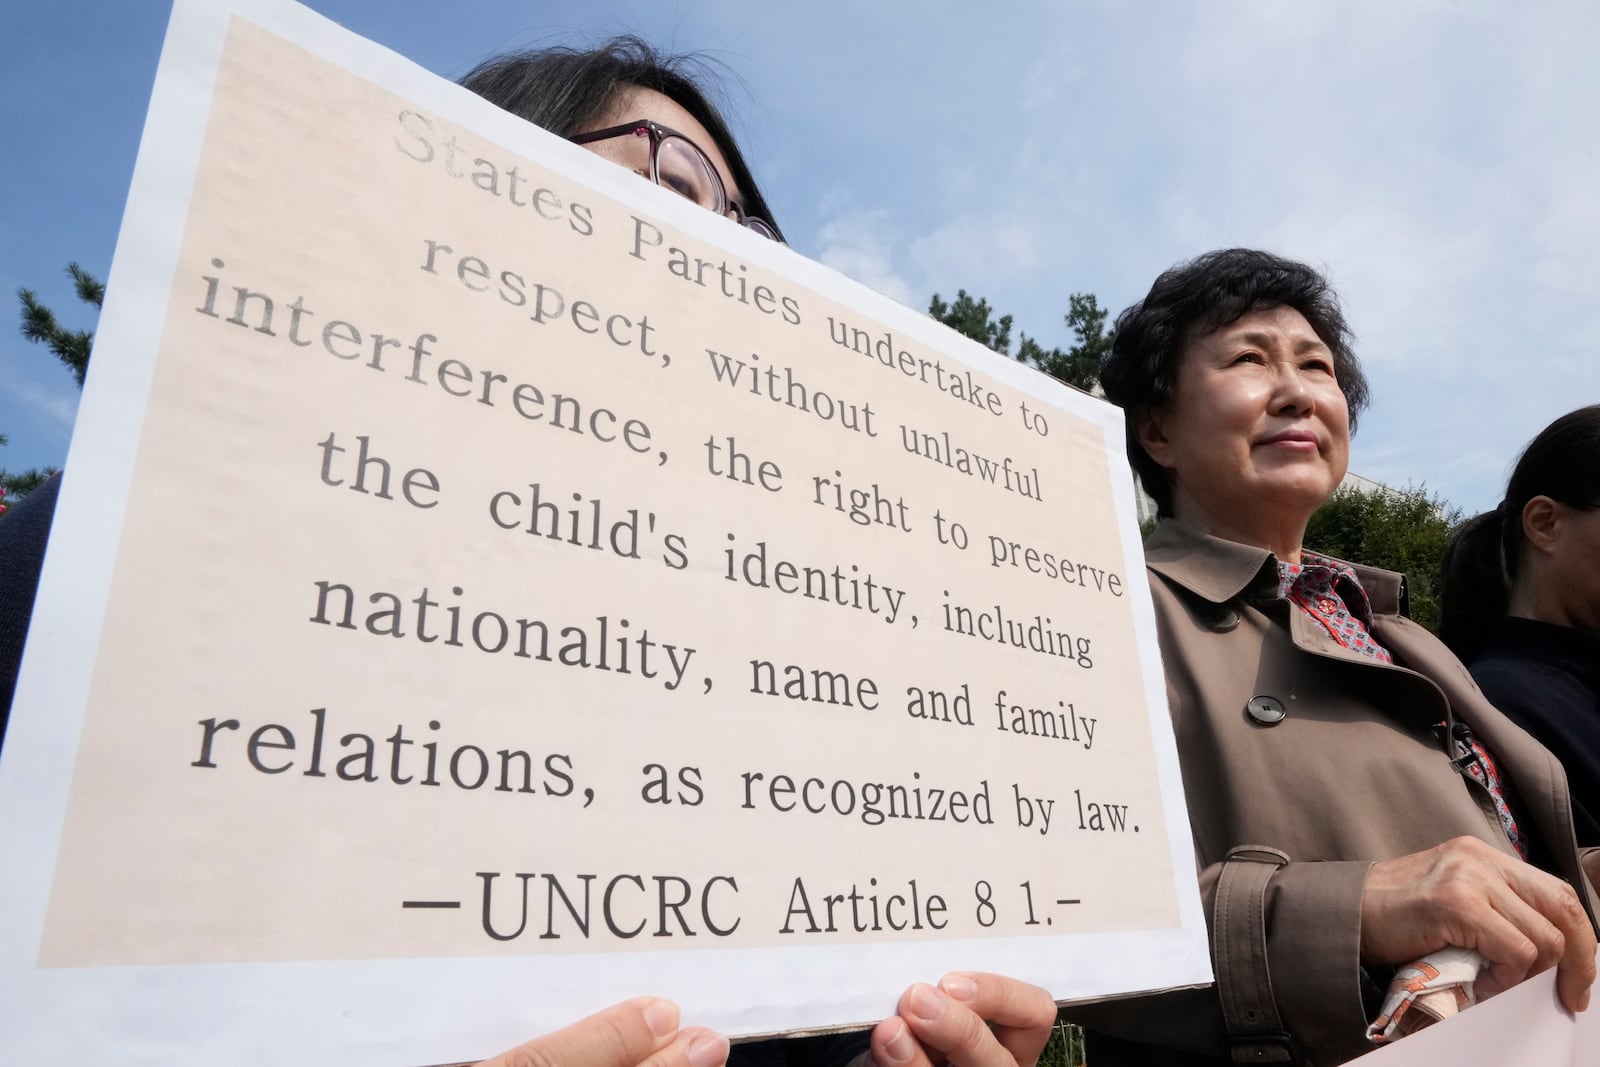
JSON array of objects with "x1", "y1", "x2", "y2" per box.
[
  {"x1": 928, "y1": 290, "x2": 1013, "y2": 355},
  {"x1": 928, "y1": 288, "x2": 1111, "y2": 394},
  {"x1": 18, "y1": 261, "x2": 103, "y2": 387},
  {"x1": 1304, "y1": 483, "x2": 1462, "y2": 632},
  {"x1": 3, "y1": 262, "x2": 100, "y2": 502}
]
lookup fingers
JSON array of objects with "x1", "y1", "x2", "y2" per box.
[
  {"x1": 870, "y1": 1015, "x2": 928, "y2": 1067},
  {"x1": 479, "y1": 997, "x2": 676, "y2": 1067},
  {"x1": 1544, "y1": 884, "x2": 1598, "y2": 1013},
  {"x1": 873, "y1": 974, "x2": 1057, "y2": 1067},
  {"x1": 649, "y1": 1029, "x2": 731, "y2": 1067},
  {"x1": 902, "y1": 983, "x2": 988, "y2": 1067},
  {"x1": 1482, "y1": 857, "x2": 1595, "y2": 1012},
  {"x1": 937, "y1": 973, "x2": 1057, "y2": 1067},
  {"x1": 480, "y1": 998, "x2": 729, "y2": 1067},
  {"x1": 1361, "y1": 837, "x2": 1598, "y2": 1012},
  {"x1": 1478, "y1": 877, "x2": 1565, "y2": 987}
]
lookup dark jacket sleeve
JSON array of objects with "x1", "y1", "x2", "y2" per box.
[{"x1": 0, "y1": 472, "x2": 61, "y2": 750}]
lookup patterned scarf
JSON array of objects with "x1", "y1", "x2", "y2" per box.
[{"x1": 1277, "y1": 551, "x2": 1529, "y2": 859}]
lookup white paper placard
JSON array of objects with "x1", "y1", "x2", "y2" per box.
[
  {"x1": 0, "y1": 1, "x2": 1209, "y2": 1063},
  {"x1": 1363, "y1": 949, "x2": 1600, "y2": 1066}
]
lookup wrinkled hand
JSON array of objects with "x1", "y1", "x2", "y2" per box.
[
  {"x1": 480, "y1": 997, "x2": 729, "y2": 1067},
  {"x1": 1361, "y1": 836, "x2": 1597, "y2": 1012},
  {"x1": 869, "y1": 973, "x2": 1057, "y2": 1067}
]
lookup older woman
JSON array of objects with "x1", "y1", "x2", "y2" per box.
[
  {"x1": 1441, "y1": 406, "x2": 1600, "y2": 845},
  {"x1": 1067, "y1": 249, "x2": 1600, "y2": 1065}
]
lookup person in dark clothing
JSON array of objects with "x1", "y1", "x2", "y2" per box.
[
  {"x1": 0, "y1": 471, "x2": 61, "y2": 745},
  {"x1": 1442, "y1": 404, "x2": 1600, "y2": 845}
]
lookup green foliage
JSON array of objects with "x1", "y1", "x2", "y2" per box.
[
  {"x1": 5, "y1": 262, "x2": 101, "y2": 503},
  {"x1": 0, "y1": 467, "x2": 56, "y2": 504},
  {"x1": 18, "y1": 261, "x2": 103, "y2": 388},
  {"x1": 928, "y1": 289, "x2": 1110, "y2": 393},
  {"x1": 929, "y1": 290, "x2": 1013, "y2": 354},
  {"x1": 1303, "y1": 482, "x2": 1463, "y2": 632},
  {"x1": 1023, "y1": 293, "x2": 1113, "y2": 393},
  {"x1": 1038, "y1": 1019, "x2": 1086, "y2": 1067},
  {"x1": 0, "y1": 458, "x2": 56, "y2": 506}
]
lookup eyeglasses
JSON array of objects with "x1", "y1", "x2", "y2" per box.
[{"x1": 570, "y1": 119, "x2": 782, "y2": 242}]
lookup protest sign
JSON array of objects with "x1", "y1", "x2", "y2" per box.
[{"x1": 0, "y1": 1, "x2": 1209, "y2": 1063}]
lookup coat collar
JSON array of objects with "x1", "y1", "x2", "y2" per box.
[{"x1": 1144, "y1": 518, "x2": 1409, "y2": 618}]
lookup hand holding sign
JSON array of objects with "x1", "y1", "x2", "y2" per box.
[
  {"x1": 872, "y1": 974, "x2": 1057, "y2": 1067},
  {"x1": 478, "y1": 999, "x2": 728, "y2": 1067}
]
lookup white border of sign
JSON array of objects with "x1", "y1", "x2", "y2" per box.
[{"x1": 0, "y1": 1, "x2": 1209, "y2": 1063}]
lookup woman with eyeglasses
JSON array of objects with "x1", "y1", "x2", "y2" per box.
[
  {"x1": 451, "y1": 37, "x2": 1057, "y2": 1067},
  {"x1": 460, "y1": 37, "x2": 783, "y2": 241},
  {"x1": 0, "y1": 28, "x2": 1051, "y2": 1067},
  {"x1": 0, "y1": 29, "x2": 1052, "y2": 1067}
]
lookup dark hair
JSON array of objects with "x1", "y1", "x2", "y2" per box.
[
  {"x1": 1100, "y1": 248, "x2": 1370, "y2": 518},
  {"x1": 459, "y1": 36, "x2": 781, "y2": 240},
  {"x1": 1439, "y1": 404, "x2": 1600, "y2": 660}
]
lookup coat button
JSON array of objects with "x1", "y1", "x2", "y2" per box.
[
  {"x1": 1208, "y1": 607, "x2": 1241, "y2": 632},
  {"x1": 1245, "y1": 695, "x2": 1286, "y2": 725}
]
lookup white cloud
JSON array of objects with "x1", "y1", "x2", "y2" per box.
[
  {"x1": 1065, "y1": 1, "x2": 1600, "y2": 512},
  {"x1": 609, "y1": 0, "x2": 1600, "y2": 513},
  {"x1": 814, "y1": 207, "x2": 919, "y2": 308},
  {"x1": 908, "y1": 216, "x2": 1043, "y2": 293},
  {"x1": 11, "y1": 380, "x2": 79, "y2": 437}
]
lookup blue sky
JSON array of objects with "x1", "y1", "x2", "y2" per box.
[{"x1": 3, "y1": 0, "x2": 1596, "y2": 514}]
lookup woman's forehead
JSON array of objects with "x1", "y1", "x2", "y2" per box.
[
  {"x1": 588, "y1": 85, "x2": 741, "y2": 200},
  {"x1": 1189, "y1": 305, "x2": 1326, "y2": 350}
]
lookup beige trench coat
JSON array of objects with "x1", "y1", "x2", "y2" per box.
[{"x1": 1073, "y1": 520, "x2": 1600, "y2": 1066}]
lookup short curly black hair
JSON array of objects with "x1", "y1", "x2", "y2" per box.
[{"x1": 1100, "y1": 248, "x2": 1369, "y2": 518}]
